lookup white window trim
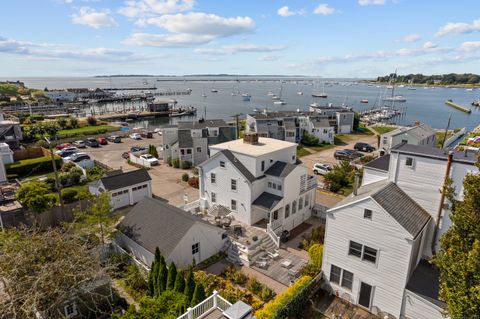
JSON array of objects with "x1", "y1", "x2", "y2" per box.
[
  {"x1": 347, "y1": 240, "x2": 380, "y2": 267},
  {"x1": 64, "y1": 302, "x2": 78, "y2": 318}
]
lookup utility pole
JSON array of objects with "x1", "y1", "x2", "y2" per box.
[
  {"x1": 441, "y1": 113, "x2": 452, "y2": 149},
  {"x1": 44, "y1": 137, "x2": 64, "y2": 218},
  {"x1": 231, "y1": 113, "x2": 243, "y2": 139}
]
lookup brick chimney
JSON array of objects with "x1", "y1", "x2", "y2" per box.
[{"x1": 243, "y1": 132, "x2": 259, "y2": 145}]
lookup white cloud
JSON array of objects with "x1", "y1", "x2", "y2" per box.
[
  {"x1": 118, "y1": 0, "x2": 195, "y2": 18},
  {"x1": 124, "y1": 33, "x2": 213, "y2": 47},
  {"x1": 460, "y1": 41, "x2": 480, "y2": 52},
  {"x1": 358, "y1": 0, "x2": 386, "y2": 6},
  {"x1": 277, "y1": 6, "x2": 296, "y2": 17},
  {"x1": 313, "y1": 4, "x2": 335, "y2": 15},
  {"x1": 402, "y1": 33, "x2": 421, "y2": 43},
  {"x1": 258, "y1": 55, "x2": 279, "y2": 61},
  {"x1": 71, "y1": 7, "x2": 118, "y2": 29},
  {"x1": 422, "y1": 41, "x2": 437, "y2": 49},
  {"x1": 436, "y1": 19, "x2": 480, "y2": 37},
  {"x1": 195, "y1": 44, "x2": 287, "y2": 55}
]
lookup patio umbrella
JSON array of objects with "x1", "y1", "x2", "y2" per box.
[{"x1": 209, "y1": 204, "x2": 230, "y2": 218}]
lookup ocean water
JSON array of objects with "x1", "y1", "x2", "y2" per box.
[{"x1": 3, "y1": 76, "x2": 479, "y2": 130}]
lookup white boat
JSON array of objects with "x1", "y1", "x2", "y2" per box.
[
  {"x1": 383, "y1": 95, "x2": 406, "y2": 102},
  {"x1": 273, "y1": 100, "x2": 286, "y2": 105},
  {"x1": 242, "y1": 93, "x2": 251, "y2": 101},
  {"x1": 397, "y1": 84, "x2": 405, "y2": 88},
  {"x1": 273, "y1": 83, "x2": 286, "y2": 105},
  {"x1": 211, "y1": 89, "x2": 218, "y2": 93},
  {"x1": 466, "y1": 88, "x2": 474, "y2": 91},
  {"x1": 297, "y1": 91, "x2": 303, "y2": 95},
  {"x1": 271, "y1": 95, "x2": 280, "y2": 100},
  {"x1": 202, "y1": 93, "x2": 207, "y2": 97},
  {"x1": 312, "y1": 81, "x2": 327, "y2": 98},
  {"x1": 267, "y1": 91, "x2": 275, "y2": 96}
]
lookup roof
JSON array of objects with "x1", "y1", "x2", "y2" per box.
[
  {"x1": 311, "y1": 118, "x2": 331, "y2": 128},
  {"x1": 406, "y1": 259, "x2": 446, "y2": 308},
  {"x1": 100, "y1": 169, "x2": 151, "y2": 190},
  {"x1": 265, "y1": 161, "x2": 297, "y2": 178},
  {"x1": 391, "y1": 143, "x2": 478, "y2": 165},
  {"x1": 252, "y1": 192, "x2": 283, "y2": 210},
  {"x1": 178, "y1": 119, "x2": 228, "y2": 129},
  {"x1": 383, "y1": 123, "x2": 435, "y2": 140},
  {"x1": 223, "y1": 301, "x2": 252, "y2": 319},
  {"x1": 211, "y1": 137, "x2": 297, "y2": 157},
  {"x1": 330, "y1": 180, "x2": 431, "y2": 238},
  {"x1": 221, "y1": 150, "x2": 256, "y2": 183},
  {"x1": 118, "y1": 197, "x2": 220, "y2": 256},
  {"x1": 364, "y1": 154, "x2": 390, "y2": 172},
  {"x1": 310, "y1": 105, "x2": 353, "y2": 112},
  {"x1": 248, "y1": 111, "x2": 312, "y2": 119},
  {"x1": 178, "y1": 129, "x2": 194, "y2": 148}
]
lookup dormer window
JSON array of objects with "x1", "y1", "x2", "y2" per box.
[
  {"x1": 405, "y1": 157, "x2": 414, "y2": 167},
  {"x1": 220, "y1": 161, "x2": 225, "y2": 168}
]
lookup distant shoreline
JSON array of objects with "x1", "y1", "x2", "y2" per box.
[{"x1": 361, "y1": 80, "x2": 480, "y2": 89}]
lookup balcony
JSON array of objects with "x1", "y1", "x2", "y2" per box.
[{"x1": 301, "y1": 175, "x2": 317, "y2": 194}]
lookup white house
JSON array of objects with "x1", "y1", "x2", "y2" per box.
[
  {"x1": 309, "y1": 104, "x2": 355, "y2": 134},
  {"x1": 322, "y1": 143, "x2": 479, "y2": 319},
  {"x1": 116, "y1": 197, "x2": 226, "y2": 268},
  {"x1": 198, "y1": 133, "x2": 317, "y2": 234},
  {"x1": 307, "y1": 117, "x2": 335, "y2": 144},
  {"x1": 88, "y1": 169, "x2": 152, "y2": 210},
  {"x1": 380, "y1": 123, "x2": 436, "y2": 152}
]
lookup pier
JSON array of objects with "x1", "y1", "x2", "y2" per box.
[
  {"x1": 103, "y1": 87, "x2": 157, "y2": 91},
  {"x1": 445, "y1": 100, "x2": 471, "y2": 114}
]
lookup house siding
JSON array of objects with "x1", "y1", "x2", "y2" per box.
[
  {"x1": 401, "y1": 290, "x2": 444, "y2": 319},
  {"x1": 362, "y1": 168, "x2": 388, "y2": 186}
]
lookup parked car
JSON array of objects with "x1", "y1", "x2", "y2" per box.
[
  {"x1": 334, "y1": 149, "x2": 364, "y2": 161},
  {"x1": 140, "y1": 131, "x2": 153, "y2": 138},
  {"x1": 130, "y1": 133, "x2": 142, "y2": 140},
  {"x1": 354, "y1": 142, "x2": 375, "y2": 152},
  {"x1": 73, "y1": 140, "x2": 86, "y2": 148},
  {"x1": 97, "y1": 137, "x2": 108, "y2": 145},
  {"x1": 55, "y1": 143, "x2": 72, "y2": 150},
  {"x1": 130, "y1": 146, "x2": 147, "y2": 153},
  {"x1": 85, "y1": 138, "x2": 100, "y2": 147},
  {"x1": 57, "y1": 148, "x2": 78, "y2": 158},
  {"x1": 313, "y1": 163, "x2": 332, "y2": 175},
  {"x1": 107, "y1": 135, "x2": 121, "y2": 143},
  {"x1": 68, "y1": 153, "x2": 91, "y2": 163},
  {"x1": 140, "y1": 154, "x2": 159, "y2": 165}
]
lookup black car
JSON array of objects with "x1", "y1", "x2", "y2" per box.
[
  {"x1": 85, "y1": 138, "x2": 99, "y2": 147},
  {"x1": 107, "y1": 135, "x2": 121, "y2": 143},
  {"x1": 354, "y1": 142, "x2": 375, "y2": 152},
  {"x1": 58, "y1": 149, "x2": 77, "y2": 158},
  {"x1": 71, "y1": 153, "x2": 91, "y2": 163},
  {"x1": 334, "y1": 149, "x2": 363, "y2": 161}
]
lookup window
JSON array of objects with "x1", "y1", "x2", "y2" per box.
[
  {"x1": 64, "y1": 303, "x2": 77, "y2": 318},
  {"x1": 401, "y1": 139, "x2": 408, "y2": 144},
  {"x1": 231, "y1": 179, "x2": 237, "y2": 191},
  {"x1": 364, "y1": 209, "x2": 372, "y2": 219},
  {"x1": 363, "y1": 246, "x2": 378, "y2": 263},
  {"x1": 405, "y1": 157, "x2": 414, "y2": 167},
  {"x1": 382, "y1": 137, "x2": 387, "y2": 144},
  {"x1": 272, "y1": 183, "x2": 277, "y2": 190},
  {"x1": 142, "y1": 184, "x2": 147, "y2": 189},
  {"x1": 231, "y1": 199, "x2": 237, "y2": 211},
  {"x1": 285, "y1": 204, "x2": 290, "y2": 218},
  {"x1": 330, "y1": 265, "x2": 341, "y2": 284},
  {"x1": 299, "y1": 197, "x2": 303, "y2": 210},
  {"x1": 261, "y1": 160, "x2": 265, "y2": 171},
  {"x1": 124, "y1": 189, "x2": 129, "y2": 193},
  {"x1": 304, "y1": 194, "x2": 309, "y2": 207},
  {"x1": 192, "y1": 243, "x2": 199, "y2": 255},
  {"x1": 196, "y1": 147, "x2": 202, "y2": 152},
  {"x1": 268, "y1": 182, "x2": 272, "y2": 188},
  {"x1": 220, "y1": 161, "x2": 225, "y2": 168},
  {"x1": 349, "y1": 241, "x2": 363, "y2": 258},
  {"x1": 292, "y1": 200, "x2": 297, "y2": 214},
  {"x1": 112, "y1": 192, "x2": 117, "y2": 197},
  {"x1": 211, "y1": 192, "x2": 216, "y2": 203},
  {"x1": 341, "y1": 270, "x2": 354, "y2": 290},
  {"x1": 211, "y1": 173, "x2": 216, "y2": 184},
  {"x1": 186, "y1": 149, "x2": 192, "y2": 155},
  {"x1": 277, "y1": 184, "x2": 282, "y2": 191}
]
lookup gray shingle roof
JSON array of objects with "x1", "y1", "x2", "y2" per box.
[
  {"x1": 330, "y1": 180, "x2": 431, "y2": 238},
  {"x1": 178, "y1": 129, "x2": 193, "y2": 148},
  {"x1": 385, "y1": 123, "x2": 435, "y2": 140},
  {"x1": 223, "y1": 301, "x2": 252, "y2": 319},
  {"x1": 364, "y1": 154, "x2": 390, "y2": 172},
  {"x1": 249, "y1": 111, "x2": 312, "y2": 119},
  {"x1": 311, "y1": 118, "x2": 331, "y2": 128},
  {"x1": 252, "y1": 192, "x2": 283, "y2": 210},
  {"x1": 406, "y1": 259, "x2": 445, "y2": 308},
  {"x1": 178, "y1": 119, "x2": 228, "y2": 129},
  {"x1": 101, "y1": 169, "x2": 151, "y2": 191},
  {"x1": 221, "y1": 149, "x2": 257, "y2": 183},
  {"x1": 265, "y1": 161, "x2": 297, "y2": 178},
  {"x1": 391, "y1": 143, "x2": 478, "y2": 165},
  {"x1": 118, "y1": 197, "x2": 219, "y2": 257}
]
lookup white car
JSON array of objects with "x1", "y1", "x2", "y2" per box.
[
  {"x1": 73, "y1": 140, "x2": 86, "y2": 148},
  {"x1": 140, "y1": 154, "x2": 159, "y2": 165},
  {"x1": 130, "y1": 133, "x2": 142, "y2": 140},
  {"x1": 313, "y1": 163, "x2": 332, "y2": 175},
  {"x1": 55, "y1": 146, "x2": 78, "y2": 155}
]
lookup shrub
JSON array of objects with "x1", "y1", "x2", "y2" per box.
[
  {"x1": 61, "y1": 188, "x2": 78, "y2": 203},
  {"x1": 61, "y1": 161, "x2": 76, "y2": 173},
  {"x1": 301, "y1": 226, "x2": 325, "y2": 251},
  {"x1": 6, "y1": 156, "x2": 62, "y2": 178},
  {"x1": 167, "y1": 156, "x2": 172, "y2": 166},
  {"x1": 148, "y1": 145, "x2": 159, "y2": 158},
  {"x1": 69, "y1": 117, "x2": 79, "y2": 128},
  {"x1": 56, "y1": 117, "x2": 68, "y2": 129},
  {"x1": 125, "y1": 264, "x2": 148, "y2": 292},
  {"x1": 223, "y1": 265, "x2": 248, "y2": 285},
  {"x1": 307, "y1": 244, "x2": 323, "y2": 273},
  {"x1": 172, "y1": 158, "x2": 179, "y2": 168},
  {"x1": 301, "y1": 132, "x2": 319, "y2": 146},
  {"x1": 247, "y1": 277, "x2": 262, "y2": 295},
  {"x1": 181, "y1": 161, "x2": 192, "y2": 169},
  {"x1": 187, "y1": 177, "x2": 199, "y2": 189},
  {"x1": 86, "y1": 166, "x2": 105, "y2": 181},
  {"x1": 86, "y1": 116, "x2": 97, "y2": 126},
  {"x1": 106, "y1": 252, "x2": 131, "y2": 278},
  {"x1": 182, "y1": 173, "x2": 189, "y2": 182},
  {"x1": 192, "y1": 167, "x2": 199, "y2": 176}
]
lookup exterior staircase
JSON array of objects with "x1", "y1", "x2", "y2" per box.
[{"x1": 224, "y1": 239, "x2": 243, "y2": 265}]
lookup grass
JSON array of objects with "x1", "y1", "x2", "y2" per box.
[
  {"x1": 297, "y1": 146, "x2": 311, "y2": 157},
  {"x1": 370, "y1": 125, "x2": 397, "y2": 135},
  {"x1": 57, "y1": 124, "x2": 116, "y2": 136}
]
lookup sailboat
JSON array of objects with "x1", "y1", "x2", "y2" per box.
[
  {"x1": 211, "y1": 81, "x2": 218, "y2": 93},
  {"x1": 407, "y1": 79, "x2": 416, "y2": 90},
  {"x1": 312, "y1": 81, "x2": 327, "y2": 98},
  {"x1": 201, "y1": 88, "x2": 207, "y2": 98},
  {"x1": 273, "y1": 83, "x2": 286, "y2": 105},
  {"x1": 382, "y1": 70, "x2": 406, "y2": 103},
  {"x1": 242, "y1": 93, "x2": 251, "y2": 101}
]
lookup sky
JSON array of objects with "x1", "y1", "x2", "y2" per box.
[{"x1": 1, "y1": 0, "x2": 480, "y2": 77}]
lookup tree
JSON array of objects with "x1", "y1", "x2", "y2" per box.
[
  {"x1": 308, "y1": 244, "x2": 324, "y2": 272},
  {"x1": 353, "y1": 112, "x2": 360, "y2": 131},
  {"x1": 324, "y1": 161, "x2": 356, "y2": 193},
  {"x1": 184, "y1": 269, "x2": 196, "y2": 303},
  {"x1": 174, "y1": 270, "x2": 186, "y2": 293},
  {"x1": 69, "y1": 117, "x2": 79, "y2": 128},
  {"x1": 87, "y1": 116, "x2": 97, "y2": 126},
  {"x1": 148, "y1": 145, "x2": 159, "y2": 158},
  {"x1": 191, "y1": 282, "x2": 206, "y2": 306},
  {"x1": 301, "y1": 131, "x2": 319, "y2": 146},
  {"x1": 0, "y1": 229, "x2": 114, "y2": 318},
  {"x1": 156, "y1": 255, "x2": 168, "y2": 296},
  {"x1": 148, "y1": 247, "x2": 162, "y2": 296},
  {"x1": 166, "y1": 262, "x2": 177, "y2": 290},
  {"x1": 434, "y1": 159, "x2": 480, "y2": 318},
  {"x1": 16, "y1": 181, "x2": 57, "y2": 214},
  {"x1": 56, "y1": 117, "x2": 68, "y2": 129}
]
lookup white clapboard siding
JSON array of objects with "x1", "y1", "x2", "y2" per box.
[
  {"x1": 402, "y1": 290, "x2": 445, "y2": 319},
  {"x1": 362, "y1": 168, "x2": 388, "y2": 186}
]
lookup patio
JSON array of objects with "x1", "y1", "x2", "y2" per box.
[{"x1": 312, "y1": 289, "x2": 380, "y2": 319}]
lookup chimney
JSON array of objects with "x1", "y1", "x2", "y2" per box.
[
  {"x1": 243, "y1": 132, "x2": 259, "y2": 145},
  {"x1": 353, "y1": 172, "x2": 360, "y2": 196}
]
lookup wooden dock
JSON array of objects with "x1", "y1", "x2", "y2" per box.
[{"x1": 445, "y1": 100, "x2": 471, "y2": 114}]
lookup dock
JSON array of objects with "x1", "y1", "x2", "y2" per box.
[
  {"x1": 445, "y1": 100, "x2": 471, "y2": 114},
  {"x1": 103, "y1": 87, "x2": 157, "y2": 91}
]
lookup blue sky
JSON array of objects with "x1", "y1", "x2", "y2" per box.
[{"x1": 1, "y1": 0, "x2": 479, "y2": 77}]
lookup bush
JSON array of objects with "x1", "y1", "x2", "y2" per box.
[
  {"x1": 301, "y1": 225, "x2": 325, "y2": 251},
  {"x1": 61, "y1": 188, "x2": 78, "y2": 203},
  {"x1": 182, "y1": 173, "x2": 189, "y2": 182},
  {"x1": 6, "y1": 156, "x2": 62, "y2": 178},
  {"x1": 223, "y1": 265, "x2": 248, "y2": 285},
  {"x1": 301, "y1": 132, "x2": 319, "y2": 146},
  {"x1": 148, "y1": 145, "x2": 159, "y2": 158},
  {"x1": 69, "y1": 117, "x2": 79, "y2": 128},
  {"x1": 125, "y1": 264, "x2": 148, "y2": 292},
  {"x1": 192, "y1": 167, "x2": 199, "y2": 176},
  {"x1": 61, "y1": 161, "x2": 76, "y2": 173},
  {"x1": 188, "y1": 176, "x2": 199, "y2": 189},
  {"x1": 56, "y1": 117, "x2": 68, "y2": 129},
  {"x1": 86, "y1": 116, "x2": 97, "y2": 126},
  {"x1": 167, "y1": 156, "x2": 172, "y2": 166},
  {"x1": 86, "y1": 166, "x2": 105, "y2": 181},
  {"x1": 106, "y1": 252, "x2": 131, "y2": 278},
  {"x1": 181, "y1": 161, "x2": 192, "y2": 169},
  {"x1": 247, "y1": 277, "x2": 262, "y2": 295},
  {"x1": 172, "y1": 159, "x2": 179, "y2": 168}
]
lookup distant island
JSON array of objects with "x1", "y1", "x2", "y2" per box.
[{"x1": 372, "y1": 73, "x2": 480, "y2": 87}]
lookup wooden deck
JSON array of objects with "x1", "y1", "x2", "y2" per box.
[{"x1": 201, "y1": 309, "x2": 225, "y2": 319}]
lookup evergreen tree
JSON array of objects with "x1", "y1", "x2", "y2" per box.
[
  {"x1": 156, "y1": 255, "x2": 168, "y2": 295},
  {"x1": 174, "y1": 270, "x2": 186, "y2": 293},
  {"x1": 434, "y1": 159, "x2": 480, "y2": 318},
  {"x1": 147, "y1": 247, "x2": 161, "y2": 296},
  {"x1": 184, "y1": 269, "x2": 196, "y2": 303},
  {"x1": 166, "y1": 262, "x2": 177, "y2": 290},
  {"x1": 191, "y1": 282, "x2": 206, "y2": 306}
]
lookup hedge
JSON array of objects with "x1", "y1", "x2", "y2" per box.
[
  {"x1": 255, "y1": 276, "x2": 312, "y2": 319},
  {"x1": 6, "y1": 156, "x2": 62, "y2": 178}
]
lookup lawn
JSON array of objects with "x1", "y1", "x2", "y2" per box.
[
  {"x1": 297, "y1": 146, "x2": 311, "y2": 157},
  {"x1": 370, "y1": 125, "x2": 397, "y2": 135},
  {"x1": 57, "y1": 124, "x2": 117, "y2": 137}
]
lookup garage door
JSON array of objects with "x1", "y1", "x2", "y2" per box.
[
  {"x1": 112, "y1": 191, "x2": 130, "y2": 209},
  {"x1": 132, "y1": 185, "x2": 149, "y2": 203}
]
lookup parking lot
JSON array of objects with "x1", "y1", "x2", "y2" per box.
[{"x1": 80, "y1": 134, "x2": 200, "y2": 206}]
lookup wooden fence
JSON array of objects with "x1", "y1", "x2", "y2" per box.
[{"x1": 13, "y1": 147, "x2": 51, "y2": 161}]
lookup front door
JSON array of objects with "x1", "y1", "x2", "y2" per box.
[{"x1": 358, "y1": 282, "x2": 373, "y2": 309}]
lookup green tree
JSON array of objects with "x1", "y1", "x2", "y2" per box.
[
  {"x1": 16, "y1": 181, "x2": 57, "y2": 214},
  {"x1": 308, "y1": 244, "x2": 324, "y2": 272},
  {"x1": 174, "y1": 270, "x2": 186, "y2": 293},
  {"x1": 324, "y1": 161, "x2": 356, "y2": 193},
  {"x1": 69, "y1": 117, "x2": 79, "y2": 128},
  {"x1": 148, "y1": 247, "x2": 162, "y2": 296},
  {"x1": 156, "y1": 256, "x2": 168, "y2": 296},
  {"x1": 434, "y1": 159, "x2": 480, "y2": 318},
  {"x1": 184, "y1": 269, "x2": 196, "y2": 303},
  {"x1": 149, "y1": 145, "x2": 159, "y2": 158},
  {"x1": 117, "y1": 291, "x2": 188, "y2": 319},
  {"x1": 166, "y1": 262, "x2": 177, "y2": 290},
  {"x1": 56, "y1": 117, "x2": 68, "y2": 129},
  {"x1": 191, "y1": 282, "x2": 206, "y2": 306},
  {"x1": 301, "y1": 131, "x2": 319, "y2": 146}
]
